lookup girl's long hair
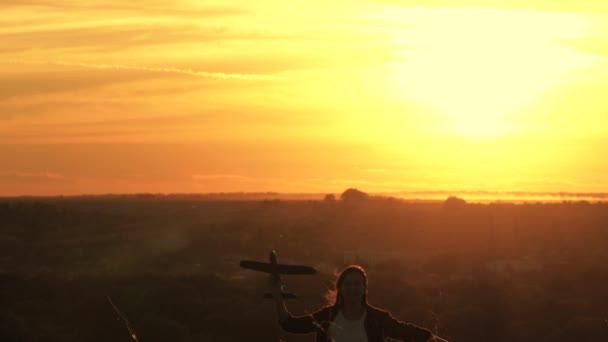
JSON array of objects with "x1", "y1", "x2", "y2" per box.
[{"x1": 324, "y1": 265, "x2": 368, "y2": 308}]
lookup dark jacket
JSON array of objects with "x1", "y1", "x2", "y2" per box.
[{"x1": 279, "y1": 303, "x2": 433, "y2": 342}]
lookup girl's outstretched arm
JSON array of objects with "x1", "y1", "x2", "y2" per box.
[{"x1": 382, "y1": 311, "x2": 449, "y2": 342}]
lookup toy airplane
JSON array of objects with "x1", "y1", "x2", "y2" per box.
[{"x1": 240, "y1": 250, "x2": 317, "y2": 299}]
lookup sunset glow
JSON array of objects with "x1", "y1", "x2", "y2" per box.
[{"x1": 2, "y1": 1, "x2": 608, "y2": 196}]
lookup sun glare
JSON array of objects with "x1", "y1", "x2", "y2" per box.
[{"x1": 384, "y1": 8, "x2": 599, "y2": 138}]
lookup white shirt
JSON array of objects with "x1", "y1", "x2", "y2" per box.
[{"x1": 328, "y1": 310, "x2": 369, "y2": 342}]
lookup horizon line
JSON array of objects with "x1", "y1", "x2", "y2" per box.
[{"x1": 1, "y1": 190, "x2": 607, "y2": 199}]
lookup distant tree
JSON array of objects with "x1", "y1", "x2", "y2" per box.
[
  {"x1": 341, "y1": 188, "x2": 369, "y2": 202},
  {"x1": 324, "y1": 194, "x2": 336, "y2": 202}
]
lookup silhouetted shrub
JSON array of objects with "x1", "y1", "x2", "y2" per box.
[
  {"x1": 340, "y1": 188, "x2": 369, "y2": 202},
  {"x1": 324, "y1": 194, "x2": 336, "y2": 202},
  {"x1": 443, "y1": 196, "x2": 467, "y2": 210}
]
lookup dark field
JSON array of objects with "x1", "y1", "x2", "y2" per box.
[{"x1": 1, "y1": 195, "x2": 608, "y2": 342}]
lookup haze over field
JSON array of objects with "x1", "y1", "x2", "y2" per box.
[
  {"x1": 2, "y1": 0, "x2": 608, "y2": 195},
  {"x1": 2, "y1": 196, "x2": 608, "y2": 341}
]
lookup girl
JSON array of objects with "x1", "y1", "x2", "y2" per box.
[{"x1": 271, "y1": 265, "x2": 448, "y2": 342}]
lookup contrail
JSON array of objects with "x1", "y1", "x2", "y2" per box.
[{"x1": 9, "y1": 59, "x2": 280, "y2": 80}]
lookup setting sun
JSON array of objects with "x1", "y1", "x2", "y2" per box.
[{"x1": 383, "y1": 7, "x2": 600, "y2": 138}]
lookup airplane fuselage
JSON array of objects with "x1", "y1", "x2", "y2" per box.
[{"x1": 270, "y1": 250, "x2": 280, "y2": 284}]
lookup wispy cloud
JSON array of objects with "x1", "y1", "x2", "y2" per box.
[
  {"x1": 0, "y1": 65, "x2": 159, "y2": 101},
  {"x1": 48, "y1": 61, "x2": 280, "y2": 80},
  {"x1": 2, "y1": 1, "x2": 248, "y2": 18},
  {"x1": 192, "y1": 174, "x2": 253, "y2": 181},
  {"x1": 329, "y1": 178, "x2": 431, "y2": 190},
  {"x1": 356, "y1": 168, "x2": 393, "y2": 173},
  {"x1": 362, "y1": 0, "x2": 608, "y2": 14},
  {"x1": 0, "y1": 21, "x2": 301, "y2": 55},
  {"x1": 0, "y1": 171, "x2": 70, "y2": 183},
  {"x1": 190, "y1": 174, "x2": 290, "y2": 192}
]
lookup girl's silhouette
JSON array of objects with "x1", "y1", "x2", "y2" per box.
[{"x1": 271, "y1": 265, "x2": 448, "y2": 342}]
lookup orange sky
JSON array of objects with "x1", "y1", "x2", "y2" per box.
[{"x1": 2, "y1": 0, "x2": 608, "y2": 196}]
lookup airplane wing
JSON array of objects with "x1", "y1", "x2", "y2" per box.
[
  {"x1": 240, "y1": 260, "x2": 273, "y2": 273},
  {"x1": 240, "y1": 261, "x2": 317, "y2": 275}
]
